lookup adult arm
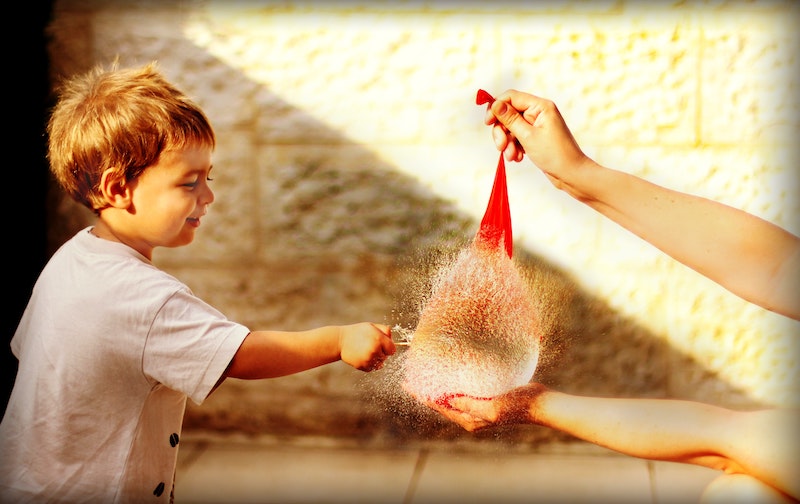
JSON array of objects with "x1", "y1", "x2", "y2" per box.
[
  {"x1": 485, "y1": 90, "x2": 800, "y2": 320},
  {"x1": 436, "y1": 385, "x2": 799, "y2": 499}
]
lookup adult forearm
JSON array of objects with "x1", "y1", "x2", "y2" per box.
[
  {"x1": 537, "y1": 393, "x2": 798, "y2": 498},
  {"x1": 563, "y1": 162, "x2": 799, "y2": 318},
  {"x1": 534, "y1": 391, "x2": 735, "y2": 467}
]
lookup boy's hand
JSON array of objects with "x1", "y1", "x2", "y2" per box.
[{"x1": 339, "y1": 322, "x2": 396, "y2": 371}]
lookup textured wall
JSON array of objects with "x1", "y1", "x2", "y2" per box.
[{"x1": 46, "y1": 0, "x2": 799, "y2": 446}]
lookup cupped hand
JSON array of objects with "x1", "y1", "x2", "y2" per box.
[
  {"x1": 402, "y1": 387, "x2": 498, "y2": 432},
  {"x1": 406, "y1": 383, "x2": 550, "y2": 432},
  {"x1": 429, "y1": 394, "x2": 499, "y2": 432}
]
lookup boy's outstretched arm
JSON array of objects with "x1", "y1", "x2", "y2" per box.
[{"x1": 224, "y1": 323, "x2": 395, "y2": 379}]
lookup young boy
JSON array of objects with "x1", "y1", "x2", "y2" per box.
[{"x1": 0, "y1": 62, "x2": 396, "y2": 503}]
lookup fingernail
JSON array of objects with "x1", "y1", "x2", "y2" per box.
[{"x1": 494, "y1": 101, "x2": 508, "y2": 115}]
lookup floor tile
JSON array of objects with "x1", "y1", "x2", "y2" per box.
[
  {"x1": 176, "y1": 442, "x2": 418, "y2": 503},
  {"x1": 412, "y1": 451, "x2": 654, "y2": 504},
  {"x1": 174, "y1": 435, "x2": 724, "y2": 504},
  {"x1": 650, "y1": 460, "x2": 719, "y2": 504}
]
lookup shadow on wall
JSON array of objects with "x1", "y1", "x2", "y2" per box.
[{"x1": 44, "y1": 10, "x2": 763, "y2": 448}]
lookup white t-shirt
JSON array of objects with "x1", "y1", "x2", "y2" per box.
[{"x1": 0, "y1": 227, "x2": 251, "y2": 503}]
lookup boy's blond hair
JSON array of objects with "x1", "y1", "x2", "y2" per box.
[{"x1": 47, "y1": 61, "x2": 216, "y2": 213}]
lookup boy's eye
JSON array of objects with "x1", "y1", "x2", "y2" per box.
[
  {"x1": 183, "y1": 177, "x2": 212, "y2": 188},
  {"x1": 182, "y1": 170, "x2": 213, "y2": 187}
]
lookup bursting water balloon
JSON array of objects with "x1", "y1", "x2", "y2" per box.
[{"x1": 401, "y1": 90, "x2": 541, "y2": 403}]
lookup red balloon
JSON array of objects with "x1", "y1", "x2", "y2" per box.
[
  {"x1": 476, "y1": 88, "x2": 495, "y2": 105},
  {"x1": 474, "y1": 89, "x2": 512, "y2": 258}
]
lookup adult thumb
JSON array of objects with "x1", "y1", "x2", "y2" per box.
[{"x1": 491, "y1": 99, "x2": 526, "y2": 136}]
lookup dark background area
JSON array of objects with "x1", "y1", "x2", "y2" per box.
[{"x1": 3, "y1": 2, "x2": 53, "y2": 416}]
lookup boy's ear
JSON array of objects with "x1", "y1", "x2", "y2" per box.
[{"x1": 99, "y1": 169, "x2": 133, "y2": 209}]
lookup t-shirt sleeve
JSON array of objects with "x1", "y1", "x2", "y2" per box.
[{"x1": 143, "y1": 288, "x2": 251, "y2": 405}]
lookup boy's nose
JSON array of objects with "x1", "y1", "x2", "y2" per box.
[{"x1": 202, "y1": 185, "x2": 215, "y2": 205}]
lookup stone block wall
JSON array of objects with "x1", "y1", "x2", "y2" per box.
[{"x1": 45, "y1": 0, "x2": 798, "y2": 447}]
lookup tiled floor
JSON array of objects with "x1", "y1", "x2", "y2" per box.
[{"x1": 174, "y1": 433, "x2": 719, "y2": 504}]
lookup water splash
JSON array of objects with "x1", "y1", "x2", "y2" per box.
[
  {"x1": 387, "y1": 87, "x2": 539, "y2": 407},
  {"x1": 400, "y1": 240, "x2": 541, "y2": 402}
]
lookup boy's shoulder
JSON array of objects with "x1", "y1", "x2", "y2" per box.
[{"x1": 44, "y1": 227, "x2": 189, "y2": 295}]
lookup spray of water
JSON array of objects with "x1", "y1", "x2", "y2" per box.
[
  {"x1": 400, "y1": 237, "x2": 541, "y2": 402},
  {"x1": 370, "y1": 87, "x2": 540, "y2": 416}
]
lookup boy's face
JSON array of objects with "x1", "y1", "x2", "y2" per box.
[{"x1": 126, "y1": 145, "x2": 215, "y2": 252}]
